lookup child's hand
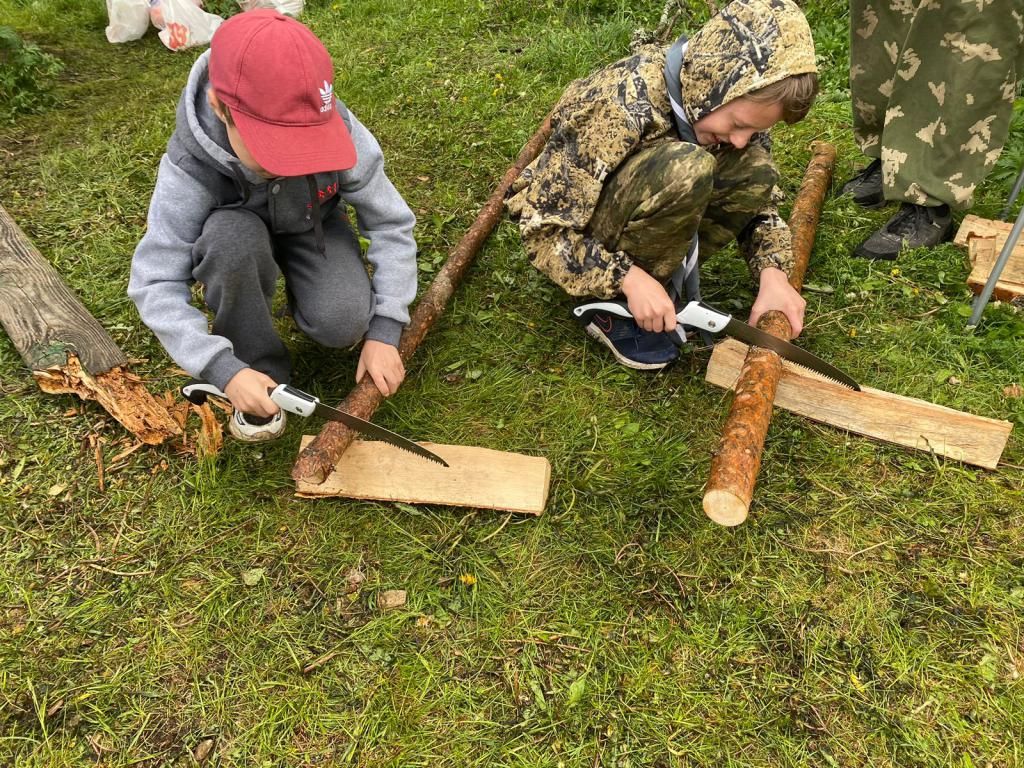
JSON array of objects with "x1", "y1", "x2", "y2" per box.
[
  {"x1": 224, "y1": 368, "x2": 280, "y2": 416},
  {"x1": 621, "y1": 265, "x2": 677, "y2": 332},
  {"x1": 749, "y1": 267, "x2": 806, "y2": 337},
  {"x1": 356, "y1": 340, "x2": 405, "y2": 397}
]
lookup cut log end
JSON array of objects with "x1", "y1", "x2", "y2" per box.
[{"x1": 702, "y1": 488, "x2": 750, "y2": 527}]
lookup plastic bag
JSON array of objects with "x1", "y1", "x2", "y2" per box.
[
  {"x1": 237, "y1": 0, "x2": 304, "y2": 16},
  {"x1": 152, "y1": 0, "x2": 224, "y2": 50},
  {"x1": 105, "y1": 0, "x2": 150, "y2": 43},
  {"x1": 149, "y1": 0, "x2": 199, "y2": 28}
]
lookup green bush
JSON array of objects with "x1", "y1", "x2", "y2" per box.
[{"x1": 0, "y1": 25, "x2": 63, "y2": 121}]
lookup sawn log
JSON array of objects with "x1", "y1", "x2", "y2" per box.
[
  {"x1": 702, "y1": 142, "x2": 836, "y2": 526},
  {"x1": 292, "y1": 115, "x2": 554, "y2": 484}
]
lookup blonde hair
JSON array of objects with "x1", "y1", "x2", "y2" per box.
[{"x1": 746, "y1": 72, "x2": 819, "y2": 123}]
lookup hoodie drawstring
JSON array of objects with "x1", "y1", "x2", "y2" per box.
[{"x1": 306, "y1": 175, "x2": 326, "y2": 257}]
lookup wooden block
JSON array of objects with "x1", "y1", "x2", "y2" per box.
[
  {"x1": 966, "y1": 237, "x2": 1024, "y2": 301},
  {"x1": 955, "y1": 214, "x2": 1024, "y2": 300},
  {"x1": 706, "y1": 338, "x2": 1012, "y2": 469},
  {"x1": 295, "y1": 437, "x2": 551, "y2": 515}
]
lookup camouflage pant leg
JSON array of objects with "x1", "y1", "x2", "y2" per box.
[
  {"x1": 588, "y1": 140, "x2": 776, "y2": 282},
  {"x1": 588, "y1": 140, "x2": 715, "y2": 282},
  {"x1": 698, "y1": 143, "x2": 780, "y2": 260},
  {"x1": 850, "y1": 0, "x2": 1023, "y2": 209}
]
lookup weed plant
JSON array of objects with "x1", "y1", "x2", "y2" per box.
[{"x1": 1, "y1": 0, "x2": 1023, "y2": 766}]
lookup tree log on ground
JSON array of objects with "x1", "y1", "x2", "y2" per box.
[
  {"x1": 702, "y1": 142, "x2": 836, "y2": 526},
  {"x1": 0, "y1": 202, "x2": 180, "y2": 445}
]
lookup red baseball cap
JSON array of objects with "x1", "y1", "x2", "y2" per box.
[{"x1": 208, "y1": 9, "x2": 356, "y2": 177}]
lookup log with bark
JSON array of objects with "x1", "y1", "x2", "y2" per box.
[
  {"x1": 702, "y1": 142, "x2": 836, "y2": 526},
  {"x1": 0, "y1": 202, "x2": 180, "y2": 445},
  {"x1": 292, "y1": 115, "x2": 554, "y2": 485}
]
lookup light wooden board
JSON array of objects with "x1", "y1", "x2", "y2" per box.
[
  {"x1": 706, "y1": 338, "x2": 1012, "y2": 469},
  {"x1": 955, "y1": 214, "x2": 1024, "y2": 299},
  {"x1": 295, "y1": 437, "x2": 551, "y2": 515}
]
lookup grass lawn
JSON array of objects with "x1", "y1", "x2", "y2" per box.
[{"x1": 2, "y1": 0, "x2": 1023, "y2": 765}]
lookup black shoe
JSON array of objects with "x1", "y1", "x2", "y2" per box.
[
  {"x1": 853, "y1": 202, "x2": 953, "y2": 261},
  {"x1": 839, "y1": 158, "x2": 885, "y2": 209}
]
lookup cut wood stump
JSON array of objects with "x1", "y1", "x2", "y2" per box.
[
  {"x1": 954, "y1": 214, "x2": 1024, "y2": 301},
  {"x1": 295, "y1": 436, "x2": 551, "y2": 515},
  {"x1": 706, "y1": 338, "x2": 1011, "y2": 470},
  {"x1": 0, "y1": 202, "x2": 180, "y2": 445}
]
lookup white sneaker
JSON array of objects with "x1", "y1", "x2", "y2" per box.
[{"x1": 228, "y1": 410, "x2": 287, "y2": 442}]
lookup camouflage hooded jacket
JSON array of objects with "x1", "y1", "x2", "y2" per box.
[{"x1": 506, "y1": 0, "x2": 817, "y2": 298}]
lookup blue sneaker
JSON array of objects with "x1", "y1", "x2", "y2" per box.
[{"x1": 584, "y1": 312, "x2": 679, "y2": 370}]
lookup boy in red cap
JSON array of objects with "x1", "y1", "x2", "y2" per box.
[{"x1": 129, "y1": 10, "x2": 417, "y2": 441}]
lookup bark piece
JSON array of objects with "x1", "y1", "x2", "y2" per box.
[
  {"x1": 295, "y1": 436, "x2": 551, "y2": 515},
  {"x1": 706, "y1": 337, "x2": 1011, "y2": 470},
  {"x1": 292, "y1": 116, "x2": 554, "y2": 485},
  {"x1": 34, "y1": 356, "x2": 181, "y2": 445},
  {"x1": 0, "y1": 202, "x2": 180, "y2": 444},
  {"x1": 702, "y1": 142, "x2": 836, "y2": 526}
]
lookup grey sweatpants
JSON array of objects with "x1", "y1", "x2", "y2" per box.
[{"x1": 192, "y1": 207, "x2": 374, "y2": 386}]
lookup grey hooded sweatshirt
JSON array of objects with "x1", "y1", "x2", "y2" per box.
[{"x1": 128, "y1": 50, "x2": 417, "y2": 389}]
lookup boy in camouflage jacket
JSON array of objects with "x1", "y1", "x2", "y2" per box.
[{"x1": 507, "y1": 0, "x2": 818, "y2": 370}]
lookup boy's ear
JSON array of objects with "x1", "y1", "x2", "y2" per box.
[{"x1": 207, "y1": 88, "x2": 227, "y2": 123}]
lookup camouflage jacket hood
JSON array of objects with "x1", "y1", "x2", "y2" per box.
[{"x1": 681, "y1": 0, "x2": 817, "y2": 124}]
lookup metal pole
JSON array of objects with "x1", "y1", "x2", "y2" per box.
[
  {"x1": 998, "y1": 164, "x2": 1024, "y2": 222},
  {"x1": 968, "y1": 200, "x2": 1024, "y2": 326}
]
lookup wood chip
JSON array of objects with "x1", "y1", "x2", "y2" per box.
[
  {"x1": 193, "y1": 737, "x2": 215, "y2": 762},
  {"x1": 377, "y1": 589, "x2": 407, "y2": 611},
  {"x1": 195, "y1": 402, "x2": 223, "y2": 457}
]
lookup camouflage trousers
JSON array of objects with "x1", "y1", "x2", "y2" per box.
[
  {"x1": 588, "y1": 139, "x2": 778, "y2": 282},
  {"x1": 850, "y1": 0, "x2": 1024, "y2": 210}
]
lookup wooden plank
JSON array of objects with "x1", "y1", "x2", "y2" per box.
[
  {"x1": 295, "y1": 436, "x2": 551, "y2": 515},
  {"x1": 954, "y1": 213, "x2": 1024, "y2": 253},
  {"x1": 0, "y1": 202, "x2": 126, "y2": 374},
  {"x1": 706, "y1": 338, "x2": 1011, "y2": 470}
]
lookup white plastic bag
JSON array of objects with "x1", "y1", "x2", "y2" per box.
[
  {"x1": 237, "y1": 0, "x2": 304, "y2": 17},
  {"x1": 105, "y1": 0, "x2": 150, "y2": 43},
  {"x1": 153, "y1": 0, "x2": 224, "y2": 51}
]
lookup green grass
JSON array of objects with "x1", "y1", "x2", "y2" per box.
[{"x1": 2, "y1": 0, "x2": 1024, "y2": 765}]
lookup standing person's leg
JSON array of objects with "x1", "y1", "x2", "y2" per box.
[
  {"x1": 192, "y1": 208, "x2": 291, "y2": 385},
  {"x1": 856, "y1": 0, "x2": 1020, "y2": 259},
  {"x1": 840, "y1": 0, "x2": 909, "y2": 207},
  {"x1": 275, "y1": 212, "x2": 375, "y2": 354},
  {"x1": 882, "y1": 0, "x2": 1020, "y2": 209},
  {"x1": 582, "y1": 140, "x2": 715, "y2": 370}
]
